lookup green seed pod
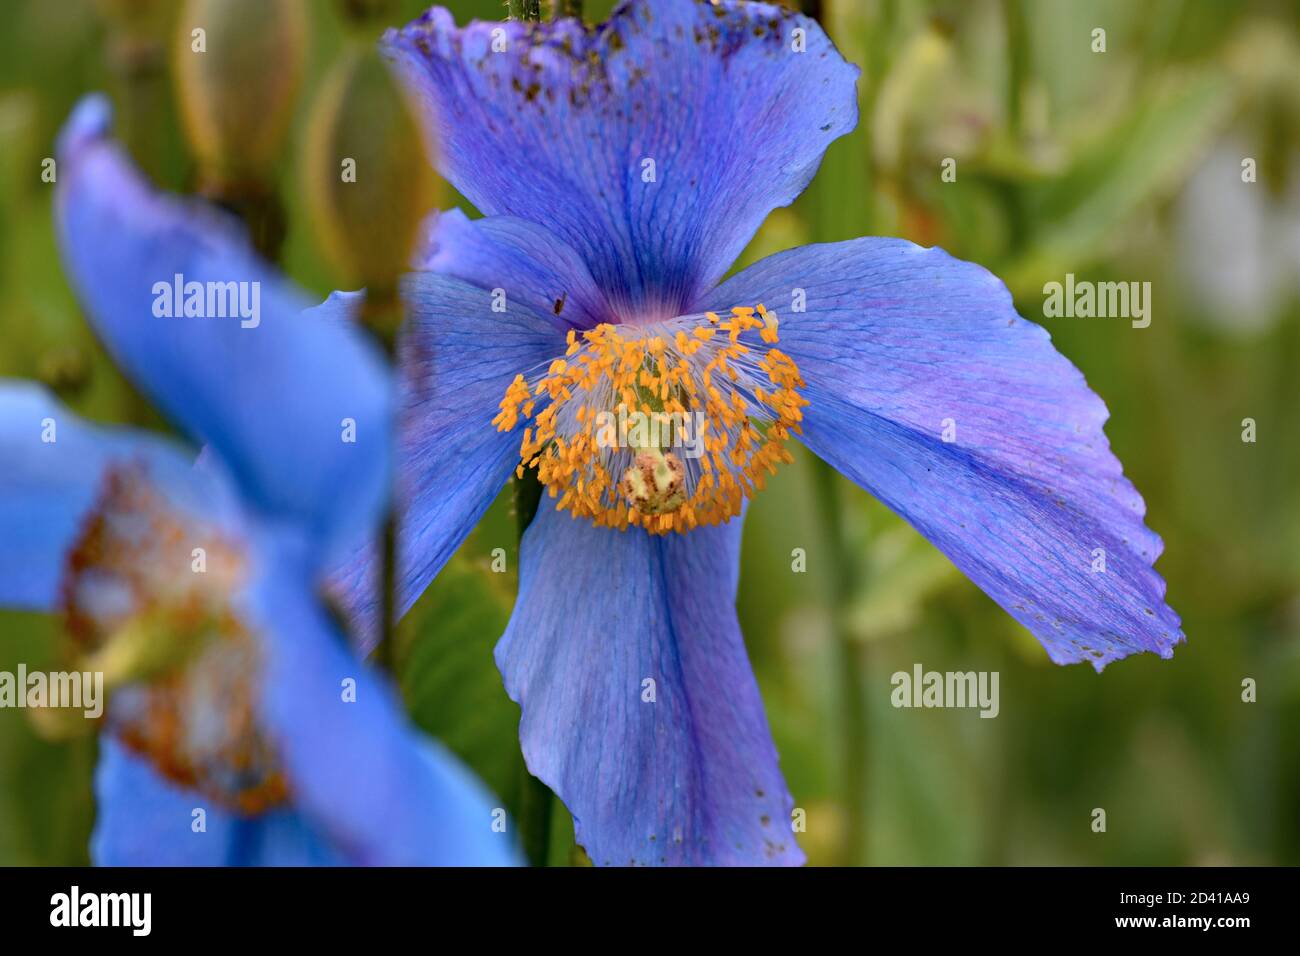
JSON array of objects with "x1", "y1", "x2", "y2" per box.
[
  {"x1": 94, "y1": 0, "x2": 170, "y2": 180},
  {"x1": 94, "y1": 0, "x2": 167, "y2": 48},
  {"x1": 337, "y1": 0, "x2": 395, "y2": 25},
  {"x1": 174, "y1": 0, "x2": 307, "y2": 189},
  {"x1": 36, "y1": 347, "x2": 93, "y2": 399},
  {"x1": 303, "y1": 43, "x2": 439, "y2": 300}
]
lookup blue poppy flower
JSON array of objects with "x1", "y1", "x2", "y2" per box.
[
  {"x1": 349, "y1": 0, "x2": 1184, "y2": 867},
  {"x1": 0, "y1": 95, "x2": 517, "y2": 866}
]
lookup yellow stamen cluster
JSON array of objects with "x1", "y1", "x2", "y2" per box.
[
  {"x1": 62, "y1": 467, "x2": 288, "y2": 814},
  {"x1": 493, "y1": 305, "x2": 807, "y2": 534}
]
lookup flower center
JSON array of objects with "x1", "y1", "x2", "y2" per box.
[
  {"x1": 495, "y1": 305, "x2": 807, "y2": 534},
  {"x1": 61, "y1": 466, "x2": 288, "y2": 814}
]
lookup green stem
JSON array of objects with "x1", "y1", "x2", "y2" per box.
[
  {"x1": 99, "y1": 6, "x2": 169, "y2": 427},
  {"x1": 513, "y1": 469, "x2": 554, "y2": 865},
  {"x1": 201, "y1": 180, "x2": 287, "y2": 263},
  {"x1": 515, "y1": 469, "x2": 543, "y2": 539},
  {"x1": 362, "y1": 289, "x2": 404, "y2": 674},
  {"x1": 1002, "y1": 0, "x2": 1028, "y2": 140},
  {"x1": 552, "y1": 0, "x2": 582, "y2": 19},
  {"x1": 517, "y1": 750, "x2": 554, "y2": 867},
  {"x1": 102, "y1": 21, "x2": 168, "y2": 183},
  {"x1": 508, "y1": 0, "x2": 541, "y2": 22},
  {"x1": 811, "y1": 457, "x2": 869, "y2": 865}
]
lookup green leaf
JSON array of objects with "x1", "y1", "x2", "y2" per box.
[
  {"x1": 0, "y1": 610, "x2": 95, "y2": 865},
  {"x1": 397, "y1": 551, "x2": 526, "y2": 815},
  {"x1": 1002, "y1": 71, "x2": 1233, "y2": 294},
  {"x1": 846, "y1": 522, "x2": 961, "y2": 642}
]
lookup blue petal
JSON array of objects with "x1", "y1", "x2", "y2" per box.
[
  {"x1": 415, "y1": 209, "x2": 615, "y2": 330},
  {"x1": 704, "y1": 239, "x2": 1184, "y2": 669},
  {"x1": 386, "y1": 0, "x2": 858, "y2": 319},
  {"x1": 93, "y1": 738, "x2": 346, "y2": 866},
  {"x1": 251, "y1": 548, "x2": 520, "y2": 866},
  {"x1": 54, "y1": 96, "x2": 392, "y2": 566},
  {"x1": 0, "y1": 381, "x2": 234, "y2": 611},
  {"x1": 496, "y1": 498, "x2": 802, "y2": 866},
  {"x1": 330, "y1": 269, "x2": 564, "y2": 634}
]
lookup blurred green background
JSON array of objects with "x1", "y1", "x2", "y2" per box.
[{"x1": 1, "y1": 0, "x2": 1297, "y2": 866}]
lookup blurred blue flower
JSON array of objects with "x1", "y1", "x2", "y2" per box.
[
  {"x1": 343, "y1": 0, "x2": 1185, "y2": 866},
  {"x1": 0, "y1": 96, "x2": 517, "y2": 866}
]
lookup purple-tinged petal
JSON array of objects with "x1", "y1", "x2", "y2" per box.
[
  {"x1": 93, "y1": 738, "x2": 347, "y2": 866},
  {"x1": 385, "y1": 0, "x2": 858, "y2": 319},
  {"x1": 416, "y1": 209, "x2": 616, "y2": 331},
  {"x1": 252, "y1": 546, "x2": 520, "y2": 866},
  {"x1": 496, "y1": 498, "x2": 802, "y2": 866},
  {"x1": 0, "y1": 381, "x2": 236, "y2": 611},
  {"x1": 54, "y1": 96, "x2": 392, "y2": 567},
  {"x1": 329, "y1": 270, "x2": 565, "y2": 634},
  {"x1": 704, "y1": 239, "x2": 1183, "y2": 669}
]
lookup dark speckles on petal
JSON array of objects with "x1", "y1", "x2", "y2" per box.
[{"x1": 383, "y1": 0, "x2": 858, "y2": 504}]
